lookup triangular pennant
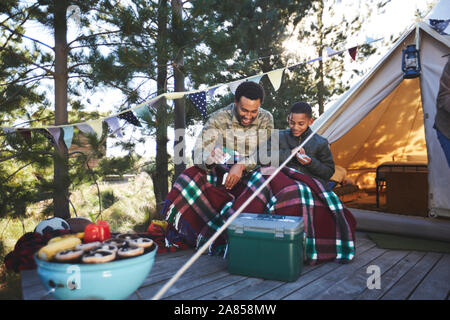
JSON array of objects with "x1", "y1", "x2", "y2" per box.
[
  {"x1": 267, "y1": 68, "x2": 284, "y2": 91},
  {"x1": 134, "y1": 104, "x2": 152, "y2": 122},
  {"x1": 62, "y1": 126, "x2": 74, "y2": 149},
  {"x1": 87, "y1": 120, "x2": 103, "y2": 138},
  {"x1": 247, "y1": 75, "x2": 263, "y2": 83},
  {"x1": 325, "y1": 46, "x2": 339, "y2": 57},
  {"x1": 165, "y1": 92, "x2": 185, "y2": 100},
  {"x1": 348, "y1": 46, "x2": 358, "y2": 61},
  {"x1": 118, "y1": 110, "x2": 142, "y2": 127},
  {"x1": 48, "y1": 127, "x2": 61, "y2": 148},
  {"x1": 105, "y1": 117, "x2": 123, "y2": 138},
  {"x1": 429, "y1": 19, "x2": 450, "y2": 35},
  {"x1": 17, "y1": 129, "x2": 32, "y2": 143},
  {"x1": 188, "y1": 91, "x2": 207, "y2": 118},
  {"x1": 1, "y1": 127, "x2": 15, "y2": 134},
  {"x1": 365, "y1": 36, "x2": 375, "y2": 44},
  {"x1": 207, "y1": 86, "x2": 220, "y2": 99},
  {"x1": 76, "y1": 123, "x2": 96, "y2": 135},
  {"x1": 228, "y1": 80, "x2": 245, "y2": 94},
  {"x1": 37, "y1": 128, "x2": 55, "y2": 144}
]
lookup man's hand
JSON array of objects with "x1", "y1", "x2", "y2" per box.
[
  {"x1": 293, "y1": 147, "x2": 311, "y2": 165},
  {"x1": 207, "y1": 147, "x2": 226, "y2": 165},
  {"x1": 224, "y1": 164, "x2": 245, "y2": 190}
]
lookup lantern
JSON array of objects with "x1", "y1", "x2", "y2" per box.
[{"x1": 402, "y1": 44, "x2": 421, "y2": 79}]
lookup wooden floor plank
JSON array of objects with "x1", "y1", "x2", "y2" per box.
[
  {"x1": 356, "y1": 250, "x2": 426, "y2": 300},
  {"x1": 20, "y1": 231, "x2": 449, "y2": 301},
  {"x1": 380, "y1": 251, "x2": 443, "y2": 300},
  {"x1": 311, "y1": 249, "x2": 410, "y2": 300},
  {"x1": 226, "y1": 238, "x2": 374, "y2": 300},
  {"x1": 165, "y1": 273, "x2": 248, "y2": 300},
  {"x1": 140, "y1": 270, "x2": 231, "y2": 300},
  {"x1": 408, "y1": 253, "x2": 450, "y2": 300},
  {"x1": 140, "y1": 255, "x2": 227, "y2": 289},
  {"x1": 225, "y1": 279, "x2": 285, "y2": 300},
  {"x1": 198, "y1": 277, "x2": 265, "y2": 300},
  {"x1": 257, "y1": 241, "x2": 378, "y2": 300},
  {"x1": 281, "y1": 245, "x2": 386, "y2": 300}
]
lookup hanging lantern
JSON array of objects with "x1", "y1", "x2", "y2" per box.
[{"x1": 402, "y1": 44, "x2": 421, "y2": 79}]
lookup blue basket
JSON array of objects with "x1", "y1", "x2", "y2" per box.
[{"x1": 34, "y1": 245, "x2": 157, "y2": 300}]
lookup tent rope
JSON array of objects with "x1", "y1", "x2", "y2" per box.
[{"x1": 151, "y1": 125, "x2": 321, "y2": 300}]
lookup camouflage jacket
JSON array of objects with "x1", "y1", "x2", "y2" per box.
[{"x1": 192, "y1": 103, "x2": 274, "y2": 172}]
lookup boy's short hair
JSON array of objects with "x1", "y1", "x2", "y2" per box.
[
  {"x1": 289, "y1": 101, "x2": 312, "y2": 118},
  {"x1": 235, "y1": 81, "x2": 265, "y2": 103}
]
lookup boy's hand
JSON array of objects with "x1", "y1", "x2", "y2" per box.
[
  {"x1": 224, "y1": 164, "x2": 245, "y2": 190},
  {"x1": 294, "y1": 147, "x2": 311, "y2": 165}
]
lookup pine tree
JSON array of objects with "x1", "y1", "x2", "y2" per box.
[
  {"x1": 292, "y1": 0, "x2": 383, "y2": 116},
  {"x1": 0, "y1": 0, "x2": 128, "y2": 219}
]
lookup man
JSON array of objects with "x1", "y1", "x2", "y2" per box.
[{"x1": 192, "y1": 81, "x2": 274, "y2": 189}]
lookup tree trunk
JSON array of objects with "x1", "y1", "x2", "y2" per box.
[
  {"x1": 154, "y1": 0, "x2": 169, "y2": 216},
  {"x1": 53, "y1": 0, "x2": 70, "y2": 219},
  {"x1": 172, "y1": 0, "x2": 186, "y2": 182},
  {"x1": 317, "y1": 0, "x2": 325, "y2": 116}
]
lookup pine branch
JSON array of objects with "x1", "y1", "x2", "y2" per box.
[
  {"x1": 0, "y1": 46, "x2": 54, "y2": 76},
  {"x1": 67, "y1": 30, "x2": 122, "y2": 47},
  {"x1": 0, "y1": 21, "x2": 54, "y2": 51}
]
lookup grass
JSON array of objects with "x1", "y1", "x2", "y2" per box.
[{"x1": 0, "y1": 172, "x2": 160, "y2": 299}]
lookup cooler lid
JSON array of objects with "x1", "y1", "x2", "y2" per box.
[{"x1": 228, "y1": 213, "x2": 304, "y2": 237}]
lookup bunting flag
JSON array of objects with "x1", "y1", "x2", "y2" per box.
[
  {"x1": 118, "y1": 110, "x2": 141, "y2": 127},
  {"x1": 87, "y1": 120, "x2": 103, "y2": 138},
  {"x1": 48, "y1": 127, "x2": 61, "y2": 148},
  {"x1": 208, "y1": 86, "x2": 221, "y2": 99},
  {"x1": 62, "y1": 126, "x2": 74, "y2": 149},
  {"x1": 248, "y1": 74, "x2": 263, "y2": 83},
  {"x1": 228, "y1": 80, "x2": 245, "y2": 94},
  {"x1": 37, "y1": 129, "x2": 55, "y2": 144},
  {"x1": 188, "y1": 91, "x2": 207, "y2": 118},
  {"x1": 348, "y1": 46, "x2": 358, "y2": 61},
  {"x1": 105, "y1": 117, "x2": 123, "y2": 138},
  {"x1": 267, "y1": 68, "x2": 284, "y2": 91},
  {"x1": 165, "y1": 92, "x2": 185, "y2": 100},
  {"x1": 429, "y1": 19, "x2": 450, "y2": 35},
  {"x1": 365, "y1": 36, "x2": 375, "y2": 44},
  {"x1": 1, "y1": 127, "x2": 15, "y2": 134},
  {"x1": 325, "y1": 46, "x2": 339, "y2": 57},
  {"x1": 17, "y1": 129, "x2": 31, "y2": 143},
  {"x1": 134, "y1": 104, "x2": 152, "y2": 123},
  {"x1": 0, "y1": 37, "x2": 383, "y2": 138},
  {"x1": 76, "y1": 123, "x2": 96, "y2": 136}
]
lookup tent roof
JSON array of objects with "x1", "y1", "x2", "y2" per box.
[{"x1": 312, "y1": 21, "x2": 449, "y2": 136}]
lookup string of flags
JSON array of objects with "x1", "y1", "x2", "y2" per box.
[{"x1": 0, "y1": 37, "x2": 383, "y2": 150}]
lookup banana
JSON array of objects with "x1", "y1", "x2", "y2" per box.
[
  {"x1": 38, "y1": 237, "x2": 82, "y2": 261},
  {"x1": 48, "y1": 232, "x2": 84, "y2": 244}
]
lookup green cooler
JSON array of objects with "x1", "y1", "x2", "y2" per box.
[{"x1": 227, "y1": 213, "x2": 304, "y2": 282}]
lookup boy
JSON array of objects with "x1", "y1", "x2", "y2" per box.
[{"x1": 276, "y1": 101, "x2": 335, "y2": 189}]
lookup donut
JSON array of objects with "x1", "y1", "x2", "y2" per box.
[
  {"x1": 82, "y1": 249, "x2": 116, "y2": 263},
  {"x1": 128, "y1": 237, "x2": 154, "y2": 249},
  {"x1": 54, "y1": 249, "x2": 84, "y2": 263},
  {"x1": 117, "y1": 243, "x2": 144, "y2": 258},
  {"x1": 98, "y1": 244, "x2": 118, "y2": 253},
  {"x1": 76, "y1": 241, "x2": 101, "y2": 252},
  {"x1": 116, "y1": 233, "x2": 140, "y2": 240},
  {"x1": 103, "y1": 238, "x2": 127, "y2": 247}
]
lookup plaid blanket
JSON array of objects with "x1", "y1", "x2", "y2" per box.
[{"x1": 161, "y1": 164, "x2": 356, "y2": 265}]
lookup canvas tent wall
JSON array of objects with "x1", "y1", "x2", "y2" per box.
[{"x1": 311, "y1": 21, "x2": 450, "y2": 218}]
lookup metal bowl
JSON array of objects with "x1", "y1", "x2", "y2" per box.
[{"x1": 34, "y1": 245, "x2": 157, "y2": 300}]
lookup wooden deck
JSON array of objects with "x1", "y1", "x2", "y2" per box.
[{"x1": 20, "y1": 232, "x2": 450, "y2": 300}]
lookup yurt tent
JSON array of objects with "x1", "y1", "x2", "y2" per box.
[{"x1": 312, "y1": 4, "x2": 450, "y2": 227}]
